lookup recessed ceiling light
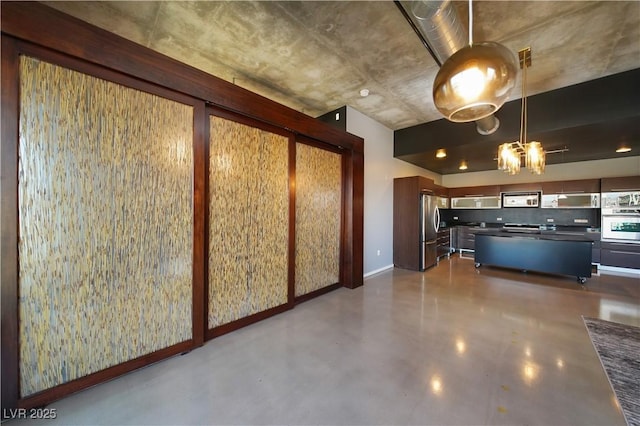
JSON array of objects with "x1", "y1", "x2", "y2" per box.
[
  {"x1": 459, "y1": 161, "x2": 468, "y2": 170},
  {"x1": 359, "y1": 89, "x2": 369, "y2": 97},
  {"x1": 436, "y1": 149, "x2": 447, "y2": 159},
  {"x1": 616, "y1": 146, "x2": 632, "y2": 153}
]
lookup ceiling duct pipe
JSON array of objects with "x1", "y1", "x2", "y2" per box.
[{"x1": 408, "y1": 0, "x2": 501, "y2": 135}]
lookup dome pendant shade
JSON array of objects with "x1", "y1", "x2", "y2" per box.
[{"x1": 433, "y1": 42, "x2": 518, "y2": 122}]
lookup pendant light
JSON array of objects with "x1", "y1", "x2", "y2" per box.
[
  {"x1": 496, "y1": 47, "x2": 546, "y2": 175},
  {"x1": 433, "y1": 0, "x2": 518, "y2": 122}
]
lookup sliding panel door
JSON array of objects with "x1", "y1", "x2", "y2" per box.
[
  {"x1": 295, "y1": 142, "x2": 342, "y2": 297},
  {"x1": 208, "y1": 115, "x2": 289, "y2": 330},
  {"x1": 18, "y1": 56, "x2": 194, "y2": 397}
]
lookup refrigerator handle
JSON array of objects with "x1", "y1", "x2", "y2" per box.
[
  {"x1": 434, "y1": 206, "x2": 440, "y2": 233},
  {"x1": 421, "y1": 194, "x2": 426, "y2": 241}
]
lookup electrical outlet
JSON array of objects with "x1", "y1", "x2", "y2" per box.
[
  {"x1": 547, "y1": 218, "x2": 554, "y2": 222},
  {"x1": 497, "y1": 217, "x2": 502, "y2": 221},
  {"x1": 376, "y1": 250, "x2": 381, "y2": 256}
]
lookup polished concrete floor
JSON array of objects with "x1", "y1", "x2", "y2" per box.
[{"x1": 12, "y1": 256, "x2": 640, "y2": 425}]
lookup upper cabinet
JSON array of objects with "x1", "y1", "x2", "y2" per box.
[
  {"x1": 449, "y1": 185, "x2": 501, "y2": 209},
  {"x1": 432, "y1": 184, "x2": 449, "y2": 198},
  {"x1": 499, "y1": 182, "x2": 543, "y2": 193},
  {"x1": 541, "y1": 193, "x2": 600, "y2": 208},
  {"x1": 448, "y1": 185, "x2": 500, "y2": 197},
  {"x1": 539, "y1": 179, "x2": 601, "y2": 208},
  {"x1": 406, "y1": 176, "x2": 449, "y2": 207},
  {"x1": 601, "y1": 176, "x2": 640, "y2": 193},
  {"x1": 541, "y1": 179, "x2": 600, "y2": 194},
  {"x1": 451, "y1": 196, "x2": 501, "y2": 209}
]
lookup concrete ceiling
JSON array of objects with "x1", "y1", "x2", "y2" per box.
[{"x1": 45, "y1": 1, "x2": 640, "y2": 173}]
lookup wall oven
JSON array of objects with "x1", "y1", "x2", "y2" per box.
[{"x1": 601, "y1": 208, "x2": 640, "y2": 243}]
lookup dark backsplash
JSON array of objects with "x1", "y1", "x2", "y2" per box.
[{"x1": 440, "y1": 208, "x2": 600, "y2": 228}]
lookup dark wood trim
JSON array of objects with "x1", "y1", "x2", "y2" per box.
[
  {"x1": 202, "y1": 109, "x2": 212, "y2": 335},
  {"x1": 340, "y1": 151, "x2": 348, "y2": 290},
  {"x1": 17, "y1": 340, "x2": 193, "y2": 410},
  {"x1": 1, "y1": 2, "x2": 363, "y2": 153},
  {"x1": 208, "y1": 105, "x2": 296, "y2": 140},
  {"x1": 295, "y1": 282, "x2": 342, "y2": 305},
  {"x1": 1, "y1": 35, "x2": 20, "y2": 417},
  {"x1": 341, "y1": 149, "x2": 364, "y2": 289},
  {"x1": 341, "y1": 152, "x2": 353, "y2": 288},
  {"x1": 288, "y1": 138, "x2": 297, "y2": 306},
  {"x1": 10, "y1": 37, "x2": 196, "y2": 108},
  {"x1": 192, "y1": 101, "x2": 207, "y2": 347},
  {"x1": 351, "y1": 150, "x2": 364, "y2": 288},
  {"x1": 207, "y1": 304, "x2": 292, "y2": 340},
  {"x1": 295, "y1": 134, "x2": 345, "y2": 155}
]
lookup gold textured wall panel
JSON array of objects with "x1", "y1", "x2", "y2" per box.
[
  {"x1": 295, "y1": 143, "x2": 342, "y2": 296},
  {"x1": 18, "y1": 56, "x2": 194, "y2": 397},
  {"x1": 208, "y1": 116, "x2": 289, "y2": 328}
]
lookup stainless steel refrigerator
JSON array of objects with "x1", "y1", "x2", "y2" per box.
[{"x1": 420, "y1": 193, "x2": 440, "y2": 271}]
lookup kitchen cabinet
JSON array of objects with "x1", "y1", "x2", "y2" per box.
[
  {"x1": 432, "y1": 184, "x2": 449, "y2": 198},
  {"x1": 393, "y1": 176, "x2": 443, "y2": 271},
  {"x1": 500, "y1": 182, "x2": 543, "y2": 193},
  {"x1": 449, "y1": 185, "x2": 500, "y2": 197},
  {"x1": 474, "y1": 233, "x2": 593, "y2": 283},
  {"x1": 393, "y1": 177, "x2": 423, "y2": 271},
  {"x1": 457, "y1": 226, "x2": 475, "y2": 252},
  {"x1": 601, "y1": 242, "x2": 640, "y2": 269},
  {"x1": 541, "y1": 179, "x2": 600, "y2": 194},
  {"x1": 545, "y1": 230, "x2": 601, "y2": 264},
  {"x1": 601, "y1": 176, "x2": 640, "y2": 193},
  {"x1": 451, "y1": 196, "x2": 501, "y2": 209},
  {"x1": 541, "y1": 193, "x2": 600, "y2": 208},
  {"x1": 450, "y1": 227, "x2": 459, "y2": 251},
  {"x1": 540, "y1": 179, "x2": 601, "y2": 208},
  {"x1": 456, "y1": 226, "x2": 492, "y2": 252},
  {"x1": 437, "y1": 228, "x2": 452, "y2": 259},
  {"x1": 450, "y1": 185, "x2": 501, "y2": 209}
]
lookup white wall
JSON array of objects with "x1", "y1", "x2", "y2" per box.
[{"x1": 346, "y1": 106, "x2": 438, "y2": 276}]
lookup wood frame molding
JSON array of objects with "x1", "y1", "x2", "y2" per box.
[
  {"x1": 204, "y1": 106, "x2": 296, "y2": 340},
  {"x1": 1, "y1": 1, "x2": 363, "y2": 413},
  {"x1": 1, "y1": 35, "x2": 20, "y2": 416},
  {"x1": 1, "y1": 36, "x2": 206, "y2": 414},
  {"x1": 295, "y1": 283, "x2": 343, "y2": 305}
]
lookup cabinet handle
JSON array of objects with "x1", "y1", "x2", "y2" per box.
[
  {"x1": 608, "y1": 188, "x2": 640, "y2": 192},
  {"x1": 610, "y1": 250, "x2": 640, "y2": 256},
  {"x1": 607, "y1": 243, "x2": 638, "y2": 248}
]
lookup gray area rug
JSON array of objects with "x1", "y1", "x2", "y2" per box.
[{"x1": 583, "y1": 317, "x2": 640, "y2": 426}]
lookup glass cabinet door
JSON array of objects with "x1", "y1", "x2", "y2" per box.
[{"x1": 451, "y1": 196, "x2": 501, "y2": 209}]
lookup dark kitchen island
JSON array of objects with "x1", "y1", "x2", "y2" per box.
[{"x1": 473, "y1": 231, "x2": 594, "y2": 283}]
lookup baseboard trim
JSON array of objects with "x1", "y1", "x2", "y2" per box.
[
  {"x1": 363, "y1": 264, "x2": 394, "y2": 278},
  {"x1": 598, "y1": 265, "x2": 640, "y2": 277}
]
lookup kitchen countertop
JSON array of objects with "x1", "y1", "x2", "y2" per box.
[
  {"x1": 471, "y1": 229, "x2": 595, "y2": 242},
  {"x1": 445, "y1": 222, "x2": 600, "y2": 233}
]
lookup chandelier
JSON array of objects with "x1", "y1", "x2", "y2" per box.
[{"x1": 497, "y1": 47, "x2": 545, "y2": 175}]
